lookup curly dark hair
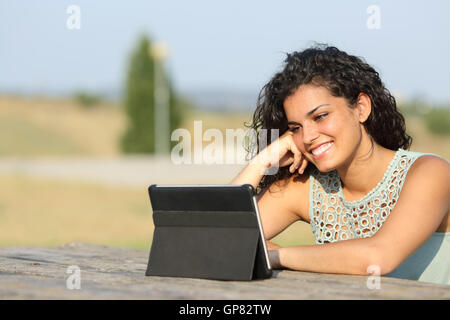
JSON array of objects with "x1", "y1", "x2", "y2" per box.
[{"x1": 247, "y1": 44, "x2": 412, "y2": 192}]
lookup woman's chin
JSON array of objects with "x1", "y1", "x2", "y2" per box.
[
  {"x1": 307, "y1": 148, "x2": 337, "y2": 173},
  {"x1": 311, "y1": 161, "x2": 336, "y2": 173}
]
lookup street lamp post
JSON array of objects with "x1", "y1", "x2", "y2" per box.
[{"x1": 150, "y1": 43, "x2": 170, "y2": 155}]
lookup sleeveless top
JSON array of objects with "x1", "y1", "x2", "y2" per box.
[{"x1": 308, "y1": 148, "x2": 450, "y2": 285}]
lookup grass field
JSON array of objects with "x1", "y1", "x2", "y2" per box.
[
  {"x1": 0, "y1": 95, "x2": 254, "y2": 157},
  {"x1": 0, "y1": 95, "x2": 448, "y2": 249},
  {"x1": 0, "y1": 173, "x2": 154, "y2": 250},
  {"x1": 0, "y1": 172, "x2": 315, "y2": 249},
  {"x1": 0, "y1": 96, "x2": 125, "y2": 157}
]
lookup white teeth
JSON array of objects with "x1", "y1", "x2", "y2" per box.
[{"x1": 312, "y1": 142, "x2": 333, "y2": 156}]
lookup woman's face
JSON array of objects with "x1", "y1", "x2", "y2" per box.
[{"x1": 283, "y1": 84, "x2": 364, "y2": 172}]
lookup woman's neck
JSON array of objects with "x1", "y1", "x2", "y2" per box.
[{"x1": 336, "y1": 139, "x2": 396, "y2": 202}]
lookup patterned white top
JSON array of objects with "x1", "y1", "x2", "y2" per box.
[{"x1": 308, "y1": 148, "x2": 431, "y2": 244}]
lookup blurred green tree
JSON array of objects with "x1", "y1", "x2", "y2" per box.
[
  {"x1": 424, "y1": 107, "x2": 450, "y2": 136},
  {"x1": 121, "y1": 34, "x2": 182, "y2": 154},
  {"x1": 73, "y1": 91, "x2": 102, "y2": 108}
]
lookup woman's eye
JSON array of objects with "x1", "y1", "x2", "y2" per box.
[
  {"x1": 315, "y1": 113, "x2": 328, "y2": 121},
  {"x1": 289, "y1": 126, "x2": 300, "y2": 133}
]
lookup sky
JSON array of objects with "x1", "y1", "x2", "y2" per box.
[{"x1": 1, "y1": 0, "x2": 449, "y2": 103}]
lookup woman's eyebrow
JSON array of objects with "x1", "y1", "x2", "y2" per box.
[
  {"x1": 287, "y1": 104, "x2": 330, "y2": 125},
  {"x1": 306, "y1": 104, "x2": 329, "y2": 117}
]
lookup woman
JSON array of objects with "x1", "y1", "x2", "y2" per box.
[{"x1": 231, "y1": 45, "x2": 450, "y2": 285}]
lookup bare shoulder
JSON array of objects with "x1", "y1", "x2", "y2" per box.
[
  {"x1": 402, "y1": 154, "x2": 450, "y2": 202},
  {"x1": 407, "y1": 155, "x2": 450, "y2": 185}
]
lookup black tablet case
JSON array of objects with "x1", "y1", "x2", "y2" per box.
[{"x1": 145, "y1": 184, "x2": 273, "y2": 281}]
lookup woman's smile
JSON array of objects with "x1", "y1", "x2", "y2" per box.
[{"x1": 311, "y1": 141, "x2": 334, "y2": 160}]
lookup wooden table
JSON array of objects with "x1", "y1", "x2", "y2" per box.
[{"x1": 1, "y1": 243, "x2": 449, "y2": 300}]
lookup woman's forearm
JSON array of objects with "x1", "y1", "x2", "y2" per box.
[
  {"x1": 273, "y1": 238, "x2": 385, "y2": 276},
  {"x1": 230, "y1": 160, "x2": 268, "y2": 189}
]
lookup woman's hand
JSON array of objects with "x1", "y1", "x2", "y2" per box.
[
  {"x1": 230, "y1": 130, "x2": 308, "y2": 188},
  {"x1": 252, "y1": 130, "x2": 309, "y2": 174}
]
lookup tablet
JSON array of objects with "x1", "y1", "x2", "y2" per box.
[{"x1": 145, "y1": 184, "x2": 273, "y2": 281}]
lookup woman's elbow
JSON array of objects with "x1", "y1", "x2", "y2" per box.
[{"x1": 364, "y1": 243, "x2": 397, "y2": 276}]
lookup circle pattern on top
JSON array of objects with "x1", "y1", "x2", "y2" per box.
[{"x1": 308, "y1": 149, "x2": 433, "y2": 244}]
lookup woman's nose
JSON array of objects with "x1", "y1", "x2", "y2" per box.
[{"x1": 302, "y1": 122, "x2": 319, "y2": 145}]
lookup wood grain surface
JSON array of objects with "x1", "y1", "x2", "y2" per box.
[{"x1": 1, "y1": 243, "x2": 449, "y2": 300}]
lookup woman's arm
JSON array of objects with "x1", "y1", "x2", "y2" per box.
[
  {"x1": 230, "y1": 161, "x2": 268, "y2": 190},
  {"x1": 270, "y1": 155, "x2": 450, "y2": 276},
  {"x1": 271, "y1": 238, "x2": 379, "y2": 275},
  {"x1": 230, "y1": 131, "x2": 310, "y2": 246}
]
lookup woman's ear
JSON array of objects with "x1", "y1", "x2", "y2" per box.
[{"x1": 356, "y1": 92, "x2": 372, "y2": 123}]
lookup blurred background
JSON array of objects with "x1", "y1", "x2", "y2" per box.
[{"x1": 1, "y1": 0, "x2": 449, "y2": 250}]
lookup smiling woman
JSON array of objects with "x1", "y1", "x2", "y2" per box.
[{"x1": 231, "y1": 45, "x2": 450, "y2": 285}]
